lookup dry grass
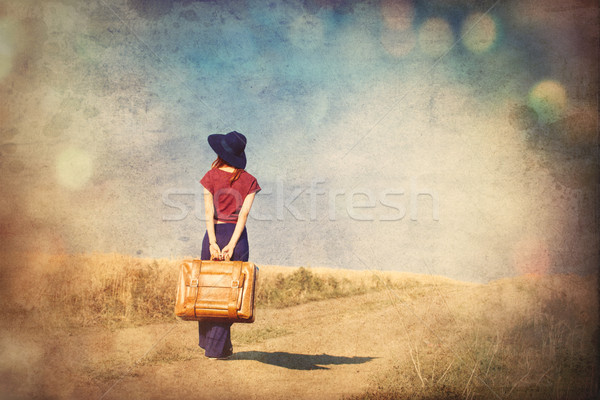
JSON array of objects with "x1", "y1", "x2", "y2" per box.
[
  {"x1": 346, "y1": 274, "x2": 599, "y2": 400},
  {"x1": 2, "y1": 253, "x2": 432, "y2": 328},
  {"x1": 3, "y1": 253, "x2": 179, "y2": 328}
]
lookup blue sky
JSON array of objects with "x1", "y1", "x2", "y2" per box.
[{"x1": 0, "y1": 0, "x2": 598, "y2": 281}]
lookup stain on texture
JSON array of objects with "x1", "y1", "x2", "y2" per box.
[{"x1": 127, "y1": 0, "x2": 174, "y2": 20}]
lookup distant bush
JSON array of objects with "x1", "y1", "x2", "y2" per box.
[{"x1": 256, "y1": 266, "x2": 374, "y2": 308}]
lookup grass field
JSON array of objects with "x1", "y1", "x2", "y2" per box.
[
  {"x1": 0, "y1": 253, "x2": 597, "y2": 399},
  {"x1": 3, "y1": 253, "x2": 456, "y2": 328}
]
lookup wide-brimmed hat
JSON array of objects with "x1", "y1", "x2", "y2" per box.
[{"x1": 207, "y1": 131, "x2": 247, "y2": 169}]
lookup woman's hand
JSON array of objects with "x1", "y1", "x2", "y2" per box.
[
  {"x1": 209, "y1": 243, "x2": 221, "y2": 260},
  {"x1": 220, "y1": 243, "x2": 235, "y2": 261}
]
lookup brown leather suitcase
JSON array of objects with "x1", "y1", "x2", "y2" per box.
[{"x1": 174, "y1": 259, "x2": 258, "y2": 323}]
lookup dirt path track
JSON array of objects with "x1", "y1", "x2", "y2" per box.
[{"x1": 92, "y1": 290, "x2": 414, "y2": 400}]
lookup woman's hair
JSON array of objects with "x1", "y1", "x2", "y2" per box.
[{"x1": 212, "y1": 157, "x2": 243, "y2": 185}]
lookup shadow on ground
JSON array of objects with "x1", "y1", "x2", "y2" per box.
[{"x1": 229, "y1": 351, "x2": 376, "y2": 370}]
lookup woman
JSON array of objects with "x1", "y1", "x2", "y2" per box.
[{"x1": 198, "y1": 130, "x2": 260, "y2": 359}]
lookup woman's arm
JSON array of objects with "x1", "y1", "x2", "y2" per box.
[
  {"x1": 221, "y1": 192, "x2": 256, "y2": 261},
  {"x1": 203, "y1": 188, "x2": 221, "y2": 260}
]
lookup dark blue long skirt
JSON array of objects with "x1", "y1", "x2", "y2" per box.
[{"x1": 199, "y1": 223, "x2": 249, "y2": 358}]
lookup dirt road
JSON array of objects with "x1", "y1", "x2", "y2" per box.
[
  {"x1": 33, "y1": 289, "x2": 435, "y2": 400},
  {"x1": 97, "y1": 291, "x2": 406, "y2": 400},
  {"x1": 3, "y1": 274, "x2": 596, "y2": 400}
]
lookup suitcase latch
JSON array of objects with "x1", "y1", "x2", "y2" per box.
[
  {"x1": 190, "y1": 279, "x2": 199, "y2": 287},
  {"x1": 231, "y1": 280, "x2": 240, "y2": 288}
]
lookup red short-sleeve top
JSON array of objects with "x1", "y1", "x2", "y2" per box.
[{"x1": 200, "y1": 168, "x2": 261, "y2": 223}]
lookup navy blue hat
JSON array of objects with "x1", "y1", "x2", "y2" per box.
[{"x1": 207, "y1": 131, "x2": 247, "y2": 169}]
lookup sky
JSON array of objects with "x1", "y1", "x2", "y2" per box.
[{"x1": 0, "y1": 0, "x2": 598, "y2": 282}]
